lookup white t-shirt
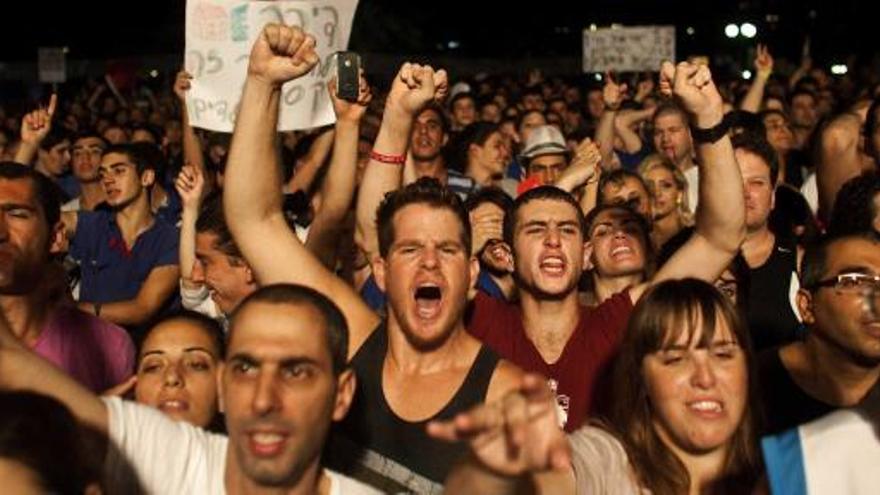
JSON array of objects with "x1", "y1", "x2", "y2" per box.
[
  {"x1": 569, "y1": 426, "x2": 646, "y2": 495},
  {"x1": 683, "y1": 166, "x2": 700, "y2": 214},
  {"x1": 103, "y1": 397, "x2": 379, "y2": 494}
]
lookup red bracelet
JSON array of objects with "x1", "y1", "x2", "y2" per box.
[{"x1": 370, "y1": 150, "x2": 406, "y2": 165}]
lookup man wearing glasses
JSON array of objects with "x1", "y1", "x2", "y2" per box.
[{"x1": 758, "y1": 231, "x2": 880, "y2": 435}]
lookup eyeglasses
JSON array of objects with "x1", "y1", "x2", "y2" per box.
[{"x1": 809, "y1": 272, "x2": 880, "y2": 295}]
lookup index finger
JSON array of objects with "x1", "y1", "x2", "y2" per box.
[{"x1": 47, "y1": 93, "x2": 58, "y2": 117}]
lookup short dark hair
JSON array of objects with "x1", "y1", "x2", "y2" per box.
[
  {"x1": 0, "y1": 161, "x2": 61, "y2": 228},
  {"x1": 196, "y1": 193, "x2": 243, "y2": 259},
  {"x1": 376, "y1": 177, "x2": 471, "y2": 258},
  {"x1": 73, "y1": 129, "x2": 109, "y2": 149},
  {"x1": 652, "y1": 101, "x2": 690, "y2": 126},
  {"x1": 599, "y1": 169, "x2": 651, "y2": 205},
  {"x1": 230, "y1": 284, "x2": 349, "y2": 374},
  {"x1": 504, "y1": 186, "x2": 587, "y2": 247},
  {"x1": 731, "y1": 133, "x2": 780, "y2": 185},
  {"x1": 0, "y1": 391, "x2": 99, "y2": 493},
  {"x1": 465, "y1": 185, "x2": 514, "y2": 217},
  {"x1": 103, "y1": 142, "x2": 156, "y2": 175},
  {"x1": 828, "y1": 172, "x2": 880, "y2": 237},
  {"x1": 39, "y1": 127, "x2": 70, "y2": 151},
  {"x1": 789, "y1": 88, "x2": 817, "y2": 105},
  {"x1": 417, "y1": 102, "x2": 450, "y2": 135},
  {"x1": 801, "y1": 231, "x2": 880, "y2": 291}
]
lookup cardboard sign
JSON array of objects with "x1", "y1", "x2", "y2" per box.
[
  {"x1": 582, "y1": 26, "x2": 675, "y2": 73},
  {"x1": 38, "y1": 47, "x2": 66, "y2": 83},
  {"x1": 184, "y1": 0, "x2": 359, "y2": 132}
]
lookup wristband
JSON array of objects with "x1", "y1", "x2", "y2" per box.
[
  {"x1": 369, "y1": 150, "x2": 406, "y2": 165},
  {"x1": 691, "y1": 113, "x2": 733, "y2": 144}
]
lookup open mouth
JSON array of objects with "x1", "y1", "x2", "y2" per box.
[
  {"x1": 687, "y1": 400, "x2": 724, "y2": 416},
  {"x1": 539, "y1": 255, "x2": 566, "y2": 276},
  {"x1": 414, "y1": 285, "x2": 442, "y2": 319},
  {"x1": 610, "y1": 245, "x2": 634, "y2": 259},
  {"x1": 247, "y1": 431, "x2": 289, "y2": 457}
]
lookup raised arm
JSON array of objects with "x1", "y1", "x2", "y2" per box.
[
  {"x1": 286, "y1": 127, "x2": 335, "y2": 194},
  {"x1": 305, "y1": 74, "x2": 372, "y2": 268},
  {"x1": 223, "y1": 23, "x2": 379, "y2": 356},
  {"x1": 175, "y1": 164, "x2": 206, "y2": 287},
  {"x1": 595, "y1": 73, "x2": 626, "y2": 170},
  {"x1": 740, "y1": 44, "x2": 774, "y2": 114},
  {"x1": 554, "y1": 137, "x2": 601, "y2": 217},
  {"x1": 174, "y1": 70, "x2": 213, "y2": 197},
  {"x1": 633, "y1": 61, "x2": 746, "y2": 300},
  {"x1": 13, "y1": 94, "x2": 57, "y2": 166},
  {"x1": 0, "y1": 307, "x2": 108, "y2": 434},
  {"x1": 613, "y1": 108, "x2": 652, "y2": 154},
  {"x1": 355, "y1": 62, "x2": 448, "y2": 262},
  {"x1": 817, "y1": 107, "x2": 870, "y2": 222}
]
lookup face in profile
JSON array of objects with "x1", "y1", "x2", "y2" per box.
[
  {"x1": 642, "y1": 312, "x2": 748, "y2": 456},
  {"x1": 135, "y1": 317, "x2": 221, "y2": 427}
]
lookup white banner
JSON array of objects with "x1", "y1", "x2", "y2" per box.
[
  {"x1": 184, "y1": 0, "x2": 359, "y2": 132},
  {"x1": 38, "y1": 47, "x2": 66, "y2": 83},
  {"x1": 582, "y1": 26, "x2": 675, "y2": 73}
]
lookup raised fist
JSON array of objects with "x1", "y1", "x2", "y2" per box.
[
  {"x1": 386, "y1": 62, "x2": 448, "y2": 116},
  {"x1": 660, "y1": 60, "x2": 723, "y2": 128},
  {"x1": 247, "y1": 23, "x2": 319, "y2": 87}
]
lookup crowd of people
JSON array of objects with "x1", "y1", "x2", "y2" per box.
[{"x1": 0, "y1": 20, "x2": 878, "y2": 494}]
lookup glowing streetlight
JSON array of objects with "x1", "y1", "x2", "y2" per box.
[
  {"x1": 724, "y1": 24, "x2": 739, "y2": 38},
  {"x1": 740, "y1": 22, "x2": 757, "y2": 38}
]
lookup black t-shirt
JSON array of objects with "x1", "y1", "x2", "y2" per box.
[{"x1": 758, "y1": 348, "x2": 836, "y2": 436}]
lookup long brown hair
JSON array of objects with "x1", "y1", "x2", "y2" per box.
[{"x1": 608, "y1": 278, "x2": 762, "y2": 494}]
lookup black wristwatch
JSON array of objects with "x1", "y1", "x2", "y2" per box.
[{"x1": 691, "y1": 113, "x2": 733, "y2": 144}]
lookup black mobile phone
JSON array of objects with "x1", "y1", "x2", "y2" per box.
[{"x1": 336, "y1": 52, "x2": 360, "y2": 102}]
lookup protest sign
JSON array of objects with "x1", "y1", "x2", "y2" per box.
[
  {"x1": 185, "y1": 0, "x2": 359, "y2": 132},
  {"x1": 582, "y1": 26, "x2": 675, "y2": 72},
  {"x1": 38, "y1": 47, "x2": 66, "y2": 83}
]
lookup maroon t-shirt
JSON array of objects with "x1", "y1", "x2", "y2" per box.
[{"x1": 468, "y1": 291, "x2": 633, "y2": 432}]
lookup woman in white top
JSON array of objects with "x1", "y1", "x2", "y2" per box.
[{"x1": 432, "y1": 278, "x2": 764, "y2": 494}]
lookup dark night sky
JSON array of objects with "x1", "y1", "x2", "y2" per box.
[{"x1": 1, "y1": 1, "x2": 877, "y2": 65}]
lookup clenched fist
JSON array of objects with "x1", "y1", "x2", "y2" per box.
[
  {"x1": 386, "y1": 62, "x2": 449, "y2": 117},
  {"x1": 659, "y1": 60, "x2": 724, "y2": 128},
  {"x1": 247, "y1": 23, "x2": 319, "y2": 87}
]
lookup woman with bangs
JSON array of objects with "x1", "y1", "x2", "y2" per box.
[{"x1": 435, "y1": 279, "x2": 764, "y2": 494}]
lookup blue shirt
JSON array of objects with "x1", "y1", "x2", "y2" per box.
[{"x1": 70, "y1": 210, "x2": 179, "y2": 304}]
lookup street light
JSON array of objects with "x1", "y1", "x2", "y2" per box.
[
  {"x1": 724, "y1": 23, "x2": 739, "y2": 38},
  {"x1": 740, "y1": 22, "x2": 757, "y2": 38}
]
